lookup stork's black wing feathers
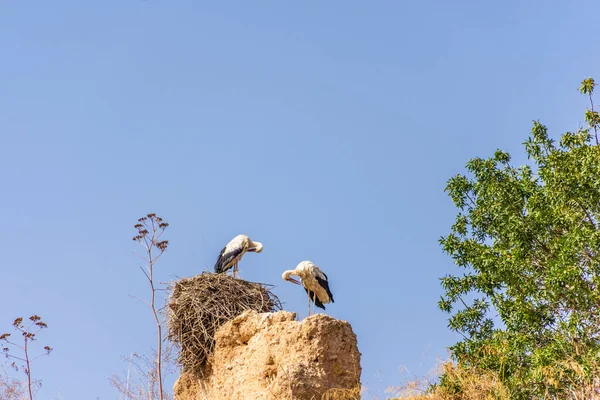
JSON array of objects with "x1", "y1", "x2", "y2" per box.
[
  {"x1": 315, "y1": 275, "x2": 334, "y2": 303},
  {"x1": 214, "y1": 246, "x2": 243, "y2": 273},
  {"x1": 304, "y1": 287, "x2": 326, "y2": 309}
]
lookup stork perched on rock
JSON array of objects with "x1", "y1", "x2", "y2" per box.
[
  {"x1": 282, "y1": 261, "x2": 334, "y2": 316},
  {"x1": 214, "y1": 234, "x2": 263, "y2": 278}
]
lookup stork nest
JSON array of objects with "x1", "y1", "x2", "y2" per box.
[{"x1": 167, "y1": 272, "x2": 282, "y2": 375}]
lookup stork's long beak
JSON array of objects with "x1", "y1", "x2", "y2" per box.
[{"x1": 286, "y1": 277, "x2": 301, "y2": 285}]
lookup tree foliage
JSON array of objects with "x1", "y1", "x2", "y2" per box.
[{"x1": 439, "y1": 78, "x2": 600, "y2": 398}]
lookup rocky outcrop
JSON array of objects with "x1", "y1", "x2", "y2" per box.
[{"x1": 173, "y1": 310, "x2": 361, "y2": 400}]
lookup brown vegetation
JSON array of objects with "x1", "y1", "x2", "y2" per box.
[
  {"x1": 387, "y1": 362, "x2": 508, "y2": 400},
  {"x1": 0, "y1": 368, "x2": 24, "y2": 400},
  {"x1": 387, "y1": 359, "x2": 600, "y2": 400},
  {"x1": 110, "y1": 347, "x2": 178, "y2": 400},
  {"x1": 0, "y1": 315, "x2": 52, "y2": 400}
]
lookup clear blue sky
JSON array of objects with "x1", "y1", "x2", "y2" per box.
[{"x1": 1, "y1": 1, "x2": 599, "y2": 399}]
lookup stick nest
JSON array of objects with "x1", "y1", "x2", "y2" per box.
[{"x1": 167, "y1": 272, "x2": 282, "y2": 375}]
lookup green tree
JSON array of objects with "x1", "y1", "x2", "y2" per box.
[{"x1": 439, "y1": 78, "x2": 600, "y2": 398}]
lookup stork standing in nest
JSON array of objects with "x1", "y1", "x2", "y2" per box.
[
  {"x1": 282, "y1": 261, "x2": 334, "y2": 316},
  {"x1": 214, "y1": 234, "x2": 263, "y2": 278}
]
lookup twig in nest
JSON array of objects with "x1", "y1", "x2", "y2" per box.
[{"x1": 167, "y1": 272, "x2": 282, "y2": 375}]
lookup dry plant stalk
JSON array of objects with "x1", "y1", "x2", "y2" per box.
[
  {"x1": 167, "y1": 272, "x2": 282, "y2": 375},
  {"x1": 386, "y1": 361, "x2": 509, "y2": 400},
  {"x1": 321, "y1": 387, "x2": 362, "y2": 400},
  {"x1": 388, "y1": 359, "x2": 600, "y2": 400},
  {"x1": 110, "y1": 347, "x2": 177, "y2": 400},
  {"x1": 132, "y1": 213, "x2": 169, "y2": 400},
  {"x1": 0, "y1": 315, "x2": 52, "y2": 400}
]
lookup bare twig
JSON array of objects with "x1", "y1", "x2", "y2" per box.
[
  {"x1": 128, "y1": 294, "x2": 151, "y2": 307},
  {"x1": 0, "y1": 367, "x2": 24, "y2": 400},
  {"x1": 110, "y1": 349, "x2": 176, "y2": 400}
]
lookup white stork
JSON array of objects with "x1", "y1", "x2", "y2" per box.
[
  {"x1": 282, "y1": 261, "x2": 334, "y2": 316},
  {"x1": 214, "y1": 234, "x2": 263, "y2": 278}
]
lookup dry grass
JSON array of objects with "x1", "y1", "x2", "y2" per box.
[
  {"x1": 387, "y1": 362, "x2": 509, "y2": 400},
  {"x1": 166, "y1": 272, "x2": 282, "y2": 375},
  {"x1": 537, "y1": 358, "x2": 600, "y2": 400},
  {"x1": 387, "y1": 358, "x2": 600, "y2": 400},
  {"x1": 196, "y1": 384, "x2": 362, "y2": 400},
  {"x1": 320, "y1": 386, "x2": 362, "y2": 400},
  {"x1": 567, "y1": 375, "x2": 600, "y2": 400}
]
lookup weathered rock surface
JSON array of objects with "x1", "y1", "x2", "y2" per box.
[{"x1": 173, "y1": 310, "x2": 361, "y2": 400}]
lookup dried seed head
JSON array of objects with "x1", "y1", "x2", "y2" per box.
[{"x1": 156, "y1": 240, "x2": 169, "y2": 251}]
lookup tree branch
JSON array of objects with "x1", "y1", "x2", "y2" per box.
[
  {"x1": 139, "y1": 265, "x2": 151, "y2": 282},
  {"x1": 574, "y1": 199, "x2": 597, "y2": 229}
]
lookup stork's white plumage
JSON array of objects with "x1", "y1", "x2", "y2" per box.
[
  {"x1": 214, "y1": 234, "x2": 263, "y2": 278},
  {"x1": 282, "y1": 261, "x2": 334, "y2": 316}
]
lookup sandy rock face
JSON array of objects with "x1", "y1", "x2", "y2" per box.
[{"x1": 174, "y1": 310, "x2": 361, "y2": 400}]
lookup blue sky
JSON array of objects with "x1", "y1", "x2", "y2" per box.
[{"x1": 1, "y1": 1, "x2": 599, "y2": 399}]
